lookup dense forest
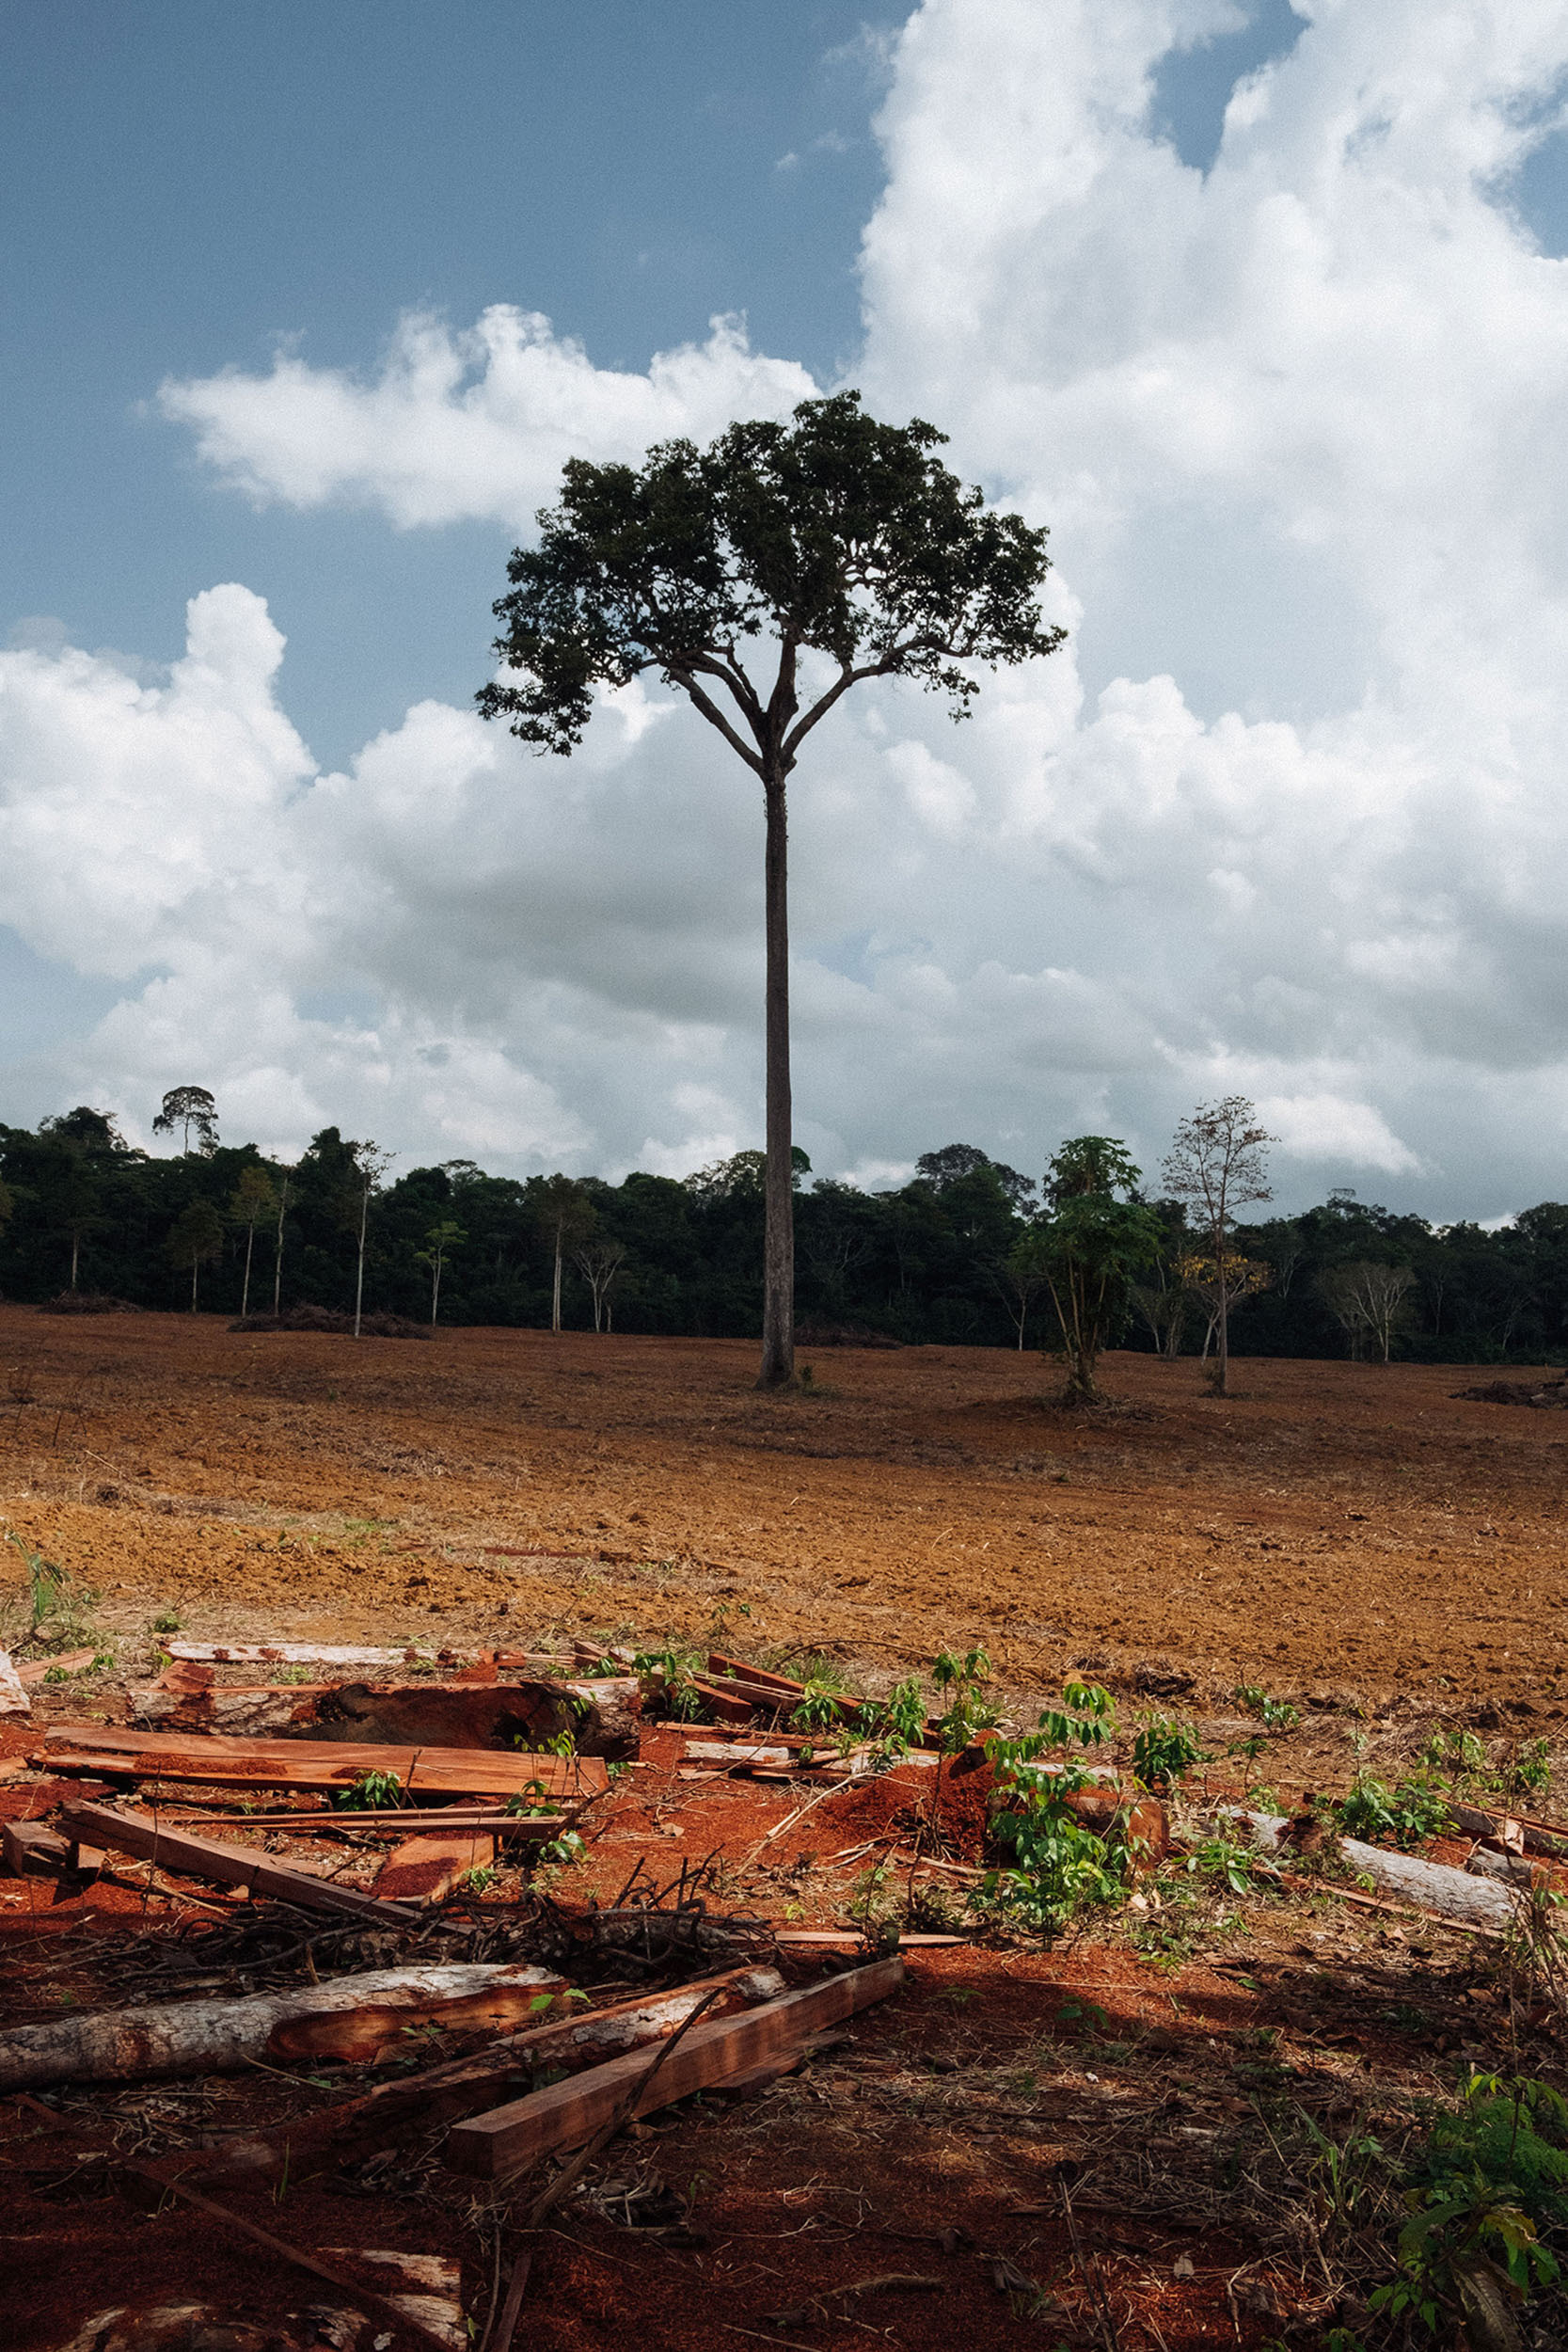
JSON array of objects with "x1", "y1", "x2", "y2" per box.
[{"x1": 1, "y1": 1100, "x2": 1565, "y2": 1363}]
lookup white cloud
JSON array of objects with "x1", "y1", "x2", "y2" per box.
[
  {"x1": 1256, "y1": 1091, "x2": 1423, "y2": 1175},
  {"x1": 159, "y1": 310, "x2": 819, "y2": 531}
]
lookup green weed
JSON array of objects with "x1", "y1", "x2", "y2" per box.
[
  {"x1": 1234, "y1": 1682, "x2": 1302, "y2": 1733},
  {"x1": 1132, "y1": 1714, "x2": 1205, "y2": 1792}
]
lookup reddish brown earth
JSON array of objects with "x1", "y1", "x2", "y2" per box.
[{"x1": 0, "y1": 1311, "x2": 1560, "y2": 2349}]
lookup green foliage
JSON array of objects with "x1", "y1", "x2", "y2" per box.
[
  {"x1": 457, "y1": 1865, "x2": 496, "y2": 1896},
  {"x1": 2, "y1": 1534, "x2": 101, "y2": 1656},
  {"x1": 478, "y1": 390, "x2": 1063, "y2": 759},
  {"x1": 632, "y1": 1644, "x2": 705, "y2": 1722},
  {"x1": 1511, "y1": 1737, "x2": 1553, "y2": 1802},
  {"x1": 1370, "y1": 2074, "x2": 1568, "y2": 2334},
  {"x1": 150, "y1": 1607, "x2": 182, "y2": 1634},
  {"x1": 984, "y1": 1680, "x2": 1127, "y2": 1937},
  {"x1": 854, "y1": 1675, "x2": 928, "y2": 1758},
  {"x1": 1012, "y1": 1137, "x2": 1162, "y2": 1403},
  {"x1": 1234, "y1": 1682, "x2": 1303, "y2": 1733},
  {"x1": 1181, "y1": 1829, "x2": 1261, "y2": 1897},
  {"x1": 1132, "y1": 1715, "x2": 1205, "y2": 1792},
  {"x1": 538, "y1": 1828, "x2": 586, "y2": 1867},
  {"x1": 338, "y1": 1769, "x2": 405, "y2": 1810},
  {"x1": 1338, "y1": 1772, "x2": 1451, "y2": 1851},
  {"x1": 931, "y1": 1645, "x2": 998, "y2": 1752}
]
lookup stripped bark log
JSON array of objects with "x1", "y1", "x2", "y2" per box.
[
  {"x1": 0, "y1": 1649, "x2": 29, "y2": 1717},
  {"x1": 0, "y1": 1962, "x2": 563, "y2": 2090},
  {"x1": 199, "y1": 1964, "x2": 785, "y2": 2185},
  {"x1": 447, "y1": 1958, "x2": 905, "y2": 2180},
  {"x1": 1236, "y1": 1809, "x2": 1513, "y2": 1927}
]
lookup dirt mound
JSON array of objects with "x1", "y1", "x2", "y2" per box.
[
  {"x1": 1452, "y1": 1376, "x2": 1568, "y2": 1406},
  {"x1": 36, "y1": 1292, "x2": 137, "y2": 1315},
  {"x1": 229, "y1": 1303, "x2": 430, "y2": 1339}
]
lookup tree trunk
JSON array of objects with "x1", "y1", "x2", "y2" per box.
[
  {"x1": 241, "y1": 1224, "x2": 254, "y2": 1319},
  {"x1": 70, "y1": 1232, "x2": 79, "y2": 1290},
  {"x1": 552, "y1": 1231, "x2": 562, "y2": 1332},
  {"x1": 273, "y1": 1177, "x2": 288, "y2": 1315},
  {"x1": 431, "y1": 1253, "x2": 441, "y2": 1327},
  {"x1": 190, "y1": 1258, "x2": 198, "y2": 1311},
  {"x1": 354, "y1": 1186, "x2": 368, "y2": 1338},
  {"x1": 0, "y1": 1963, "x2": 562, "y2": 2091},
  {"x1": 758, "y1": 773, "x2": 794, "y2": 1387},
  {"x1": 1212, "y1": 1228, "x2": 1229, "y2": 1394}
]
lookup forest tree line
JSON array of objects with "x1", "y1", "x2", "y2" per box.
[{"x1": 0, "y1": 1096, "x2": 1563, "y2": 1363}]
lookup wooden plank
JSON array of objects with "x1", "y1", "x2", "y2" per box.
[
  {"x1": 707, "y1": 1654, "x2": 805, "y2": 1694},
  {"x1": 445, "y1": 1958, "x2": 905, "y2": 2180},
  {"x1": 375, "y1": 1829, "x2": 495, "y2": 1905},
  {"x1": 3, "y1": 1819, "x2": 69, "y2": 1875},
  {"x1": 17, "y1": 1650, "x2": 97, "y2": 1686},
  {"x1": 59, "y1": 1802, "x2": 423, "y2": 1924},
  {"x1": 39, "y1": 1724, "x2": 607, "y2": 1802}
]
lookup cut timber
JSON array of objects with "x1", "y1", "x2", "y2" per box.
[
  {"x1": 0, "y1": 1962, "x2": 562, "y2": 2090},
  {"x1": 1237, "y1": 1810, "x2": 1513, "y2": 1928},
  {"x1": 3, "y1": 1819, "x2": 69, "y2": 1875},
  {"x1": 61, "y1": 1802, "x2": 422, "y2": 1923},
  {"x1": 0, "y1": 1649, "x2": 28, "y2": 1717},
  {"x1": 39, "y1": 1723, "x2": 607, "y2": 1802},
  {"x1": 1452, "y1": 1799, "x2": 1568, "y2": 1863},
  {"x1": 204, "y1": 1964, "x2": 785, "y2": 2185},
  {"x1": 707, "y1": 1653, "x2": 805, "y2": 1694},
  {"x1": 139, "y1": 1668, "x2": 641, "y2": 1758},
  {"x1": 374, "y1": 1827, "x2": 495, "y2": 1905},
  {"x1": 683, "y1": 1740, "x2": 793, "y2": 1768},
  {"x1": 17, "y1": 1649, "x2": 96, "y2": 1686},
  {"x1": 168, "y1": 1641, "x2": 455, "y2": 1668},
  {"x1": 446, "y1": 1957, "x2": 904, "y2": 2180}
]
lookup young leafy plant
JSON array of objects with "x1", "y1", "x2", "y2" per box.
[
  {"x1": 1234, "y1": 1682, "x2": 1302, "y2": 1734},
  {"x1": 1338, "y1": 1772, "x2": 1450, "y2": 1851},
  {"x1": 984, "y1": 1680, "x2": 1126, "y2": 1939},
  {"x1": 1132, "y1": 1715, "x2": 1205, "y2": 1793},
  {"x1": 337, "y1": 1769, "x2": 405, "y2": 1810}
]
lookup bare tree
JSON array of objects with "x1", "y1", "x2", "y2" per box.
[
  {"x1": 992, "y1": 1246, "x2": 1049, "y2": 1349},
  {"x1": 1130, "y1": 1260, "x2": 1192, "y2": 1359},
  {"x1": 574, "y1": 1239, "x2": 626, "y2": 1333},
  {"x1": 416, "y1": 1219, "x2": 466, "y2": 1327},
  {"x1": 347, "y1": 1143, "x2": 394, "y2": 1339},
  {"x1": 1319, "y1": 1261, "x2": 1416, "y2": 1362},
  {"x1": 166, "y1": 1200, "x2": 223, "y2": 1311},
  {"x1": 531, "y1": 1174, "x2": 594, "y2": 1332},
  {"x1": 272, "y1": 1171, "x2": 290, "y2": 1316},
  {"x1": 1161, "y1": 1097, "x2": 1275, "y2": 1396},
  {"x1": 229, "y1": 1167, "x2": 278, "y2": 1321}
]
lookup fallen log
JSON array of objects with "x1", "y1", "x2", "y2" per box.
[
  {"x1": 1450, "y1": 1798, "x2": 1568, "y2": 1863},
  {"x1": 139, "y1": 1666, "x2": 641, "y2": 1758},
  {"x1": 61, "y1": 1802, "x2": 423, "y2": 1923},
  {"x1": 0, "y1": 1961, "x2": 563, "y2": 2090},
  {"x1": 200, "y1": 1963, "x2": 785, "y2": 2185},
  {"x1": 1235, "y1": 1810, "x2": 1513, "y2": 1928},
  {"x1": 38, "y1": 1723, "x2": 607, "y2": 1802},
  {"x1": 446, "y1": 1956, "x2": 905, "y2": 2179}
]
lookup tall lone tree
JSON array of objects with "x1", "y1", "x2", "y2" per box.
[
  {"x1": 1162, "y1": 1096, "x2": 1275, "y2": 1398},
  {"x1": 152, "y1": 1087, "x2": 218, "y2": 1155},
  {"x1": 478, "y1": 390, "x2": 1064, "y2": 1386}
]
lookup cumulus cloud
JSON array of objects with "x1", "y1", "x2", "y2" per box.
[
  {"x1": 9, "y1": 0, "x2": 1568, "y2": 1216},
  {"x1": 159, "y1": 310, "x2": 819, "y2": 531}
]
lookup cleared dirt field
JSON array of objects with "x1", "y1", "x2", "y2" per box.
[
  {"x1": 6, "y1": 1311, "x2": 1566, "y2": 2352},
  {"x1": 0, "y1": 1307, "x2": 1560, "y2": 1716}
]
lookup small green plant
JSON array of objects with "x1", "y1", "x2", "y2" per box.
[
  {"x1": 1338, "y1": 1772, "x2": 1450, "y2": 1851},
  {"x1": 150, "y1": 1607, "x2": 182, "y2": 1635},
  {"x1": 4, "y1": 1533, "x2": 101, "y2": 1655},
  {"x1": 1182, "y1": 1828, "x2": 1261, "y2": 1897},
  {"x1": 537, "y1": 1828, "x2": 586, "y2": 1867},
  {"x1": 631, "y1": 1644, "x2": 705, "y2": 1722},
  {"x1": 984, "y1": 1680, "x2": 1126, "y2": 1938},
  {"x1": 1370, "y1": 2074, "x2": 1568, "y2": 2336},
  {"x1": 1234, "y1": 1681, "x2": 1302, "y2": 1733},
  {"x1": 790, "y1": 1673, "x2": 847, "y2": 1735},
  {"x1": 457, "y1": 1865, "x2": 497, "y2": 1896},
  {"x1": 1510, "y1": 1737, "x2": 1553, "y2": 1803},
  {"x1": 932, "y1": 1645, "x2": 999, "y2": 1752},
  {"x1": 504, "y1": 1780, "x2": 556, "y2": 1818},
  {"x1": 337, "y1": 1769, "x2": 405, "y2": 1810},
  {"x1": 538, "y1": 1728, "x2": 578, "y2": 1757},
  {"x1": 1132, "y1": 1715, "x2": 1204, "y2": 1792},
  {"x1": 270, "y1": 1662, "x2": 313, "y2": 1685}
]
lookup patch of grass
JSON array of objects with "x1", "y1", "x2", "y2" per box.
[
  {"x1": 2, "y1": 1532, "x2": 102, "y2": 1657},
  {"x1": 1234, "y1": 1681, "x2": 1303, "y2": 1734}
]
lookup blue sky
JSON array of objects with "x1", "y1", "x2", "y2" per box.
[{"x1": 5, "y1": 2, "x2": 1568, "y2": 1217}]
